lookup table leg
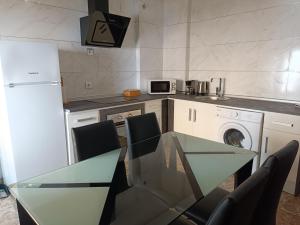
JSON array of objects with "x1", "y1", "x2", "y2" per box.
[{"x1": 17, "y1": 200, "x2": 37, "y2": 225}]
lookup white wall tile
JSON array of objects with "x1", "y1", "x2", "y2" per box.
[
  {"x1": 140, "y1": 48, "x2": 163, "y2": 71},
  {"x1": 189, "y1": 70, "x2": 288, "y2": 98},
  {"x1": 0, "y1": 0, "x2": 85, "y2": 42},
  {"x1": 139, "y1": 22, "x2": 163, "y2": 48},
  {"x1": 110, "y1": 0, "x2": 139, "y2": 19},
  {"x1": 163, "y1": 48, "x2": 187, "y2": 71},
  {"x1": 190, "y1": 4, "x2": 300, "y2": 45},
  {"x1": 286, "y1": 72, "x2": 300, "y2": 100},
  {"x1": 139, "y1": 0, "x2": 163, "y2": 25},
  {"x1": 288, "y1": 38, "x2": 300, "y2": 72},
  {"x1": 225, "y1": 71, "x2": 288, "y2": 99},
  {"x1": 191, "y1": 0, "x2": 300, "y2": 22},
  {"x1": 163, "y1": 23, "x2": 188, "y2": 48},
  {"x1": 189, "y1": 39, "x2": 292, "y2": 72},
  {"x1": 188, "y1": 71, "x2": 212, "y2": 81},
  {"x1": 97, "y1": 48, "x2": 137, "y2": 72},
  {"x1": 163, "y1": 0, "x2": 189, "y2": 25},
  {"x1": 62, "y1": 71, "x2": 138, "y2": 100},
  {"x1": 163, "y1": 0, "x2": 300, "y2": 101},
  {"x1": 25, "y1": 0, "x2": 88, "y2": 12}
]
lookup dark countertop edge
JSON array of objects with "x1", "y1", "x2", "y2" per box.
[
  {"x1": 64, "y1": 95, "x2": 168, "y2": 113},
  {"x1": 64, "y1": 93, "x2": 300, "y2": 116}
]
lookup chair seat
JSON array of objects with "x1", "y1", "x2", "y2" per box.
[{"x1": 185, "y1": 187, "x2": 229, "y2": 224}]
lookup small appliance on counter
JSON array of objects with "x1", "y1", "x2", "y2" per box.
[
  {"x1": 197, "y1": 81, "x2": 210, "y2": 96},
  {"x1": 148, "y1": 79, "x2": 176, "y2": 95},
  {"x1": 185, "y1": 80, "x2": 198, "y2": 95}
]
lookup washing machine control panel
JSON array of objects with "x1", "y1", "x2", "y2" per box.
[
  {"x1": 217, "y1": 108, "x2": 239, "y2": 119},
  {"x1": 217, "y1": 107, "x2": 263, "y2": 123}
]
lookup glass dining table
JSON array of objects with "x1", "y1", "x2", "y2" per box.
[{"x1": 10, "y1": 132, "x2": 256, "y2": 225}]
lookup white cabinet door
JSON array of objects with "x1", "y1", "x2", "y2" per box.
[
  {"x1": 261, "y1": 128, "x2": 300, "y2": 194},
  {"x1": 65, "y1": 110, "x2": 100, "y2": 165},
  {"x1": 174, "y1": 100, "x2": 194, "y2": 136},
  {"x1": 193, "y1": 103, "x2": 218, "y2": 141}
]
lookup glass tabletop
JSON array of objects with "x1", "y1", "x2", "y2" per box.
[{"x1": 10, "y1": 132, "x2": 255, "y2": 225}]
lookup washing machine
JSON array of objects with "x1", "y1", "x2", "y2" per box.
[{"x1": 216, "y1": 107, "x2": 263, "y2": 171}]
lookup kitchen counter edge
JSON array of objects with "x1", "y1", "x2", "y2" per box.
[{"x1": 64, "y1": 94, "x2": 300, "y2": 116}]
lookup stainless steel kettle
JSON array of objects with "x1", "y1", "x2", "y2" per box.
[{"x1": 197, "y1": 81, "x2": 210, "y2": 95}]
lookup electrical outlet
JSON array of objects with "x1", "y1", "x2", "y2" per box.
[
  {"x1": 87, "y1": 48, "x2": 94, "y2": 56},
  {"x1": 85, "y1": 81, "x2": 93, "y2": 89}
]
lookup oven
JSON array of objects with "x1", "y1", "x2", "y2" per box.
[{"x1": 100, "y1": 104, "x2": 145, "y2": 146}]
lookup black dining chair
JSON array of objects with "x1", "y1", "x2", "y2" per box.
[
  {"x1": 125, "y1": 112, "x2": 161, "y2": 145},
  {"x1": 250, "y1": 140, "x2": 299, "y2": 225},
  {"x1": 73, "y1": 120, "x2": 129, "y2": 225},
  {"x1": 172, "y1": 164, "x2": 270, "y2": 225},
  {"x1": 184, "y1": 140, "x2": 299, "y2": 225},
  {"x1": 72, "y1": 120, "x2": 121, "y2": 161},
  {"x1": 125, "y1": 113, "x2": 162, "y2": 187}
]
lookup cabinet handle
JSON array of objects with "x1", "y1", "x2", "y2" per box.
[
  {"x1": 188, "y1": 108, "x2": 192, "y2": 121},
  {"x1": 193, "y1": 109, "x2": 197, "y2": 122},
  {"x1": 264, "y1": 137, "x2": 269, "y2": 154},
  {"x1": 272, "y1": 121, "x2": 294, "y2": 128},
  {"x1": 77, "y1": 117, "x2": 97, "y2": 123}
]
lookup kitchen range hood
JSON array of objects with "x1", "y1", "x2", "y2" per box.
[{"x1": 80, "y1": 0, "x2": 131, "y2": 48}]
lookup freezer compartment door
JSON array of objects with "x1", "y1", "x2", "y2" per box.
[
  {"x1": 4, "y1": 84, "x2": 68, "y2": 184},
  {"x1": 0, "y1": 41, "x2": 60, "y2": 84}
]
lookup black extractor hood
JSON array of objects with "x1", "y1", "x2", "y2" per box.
[{"x1": 80, "y1": 0, "x2": 131, "y2": 47}]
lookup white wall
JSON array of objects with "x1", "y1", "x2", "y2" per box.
[
  {"x1": 138, "y1": 0, "x2": 164, "y2": 91},
  {"x1": 163, "y1": 0, "x2": 300, "y2": 101},
  {"x1": 163, "y1": 0, "x2": 190, "y2": 91}
]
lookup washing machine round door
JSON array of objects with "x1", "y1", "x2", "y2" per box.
[{"x1": 219, "y1": 123, "x2": 252, "y2": 149}]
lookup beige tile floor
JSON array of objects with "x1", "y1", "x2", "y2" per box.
[{"x1": 0, "y1": 178, "x2": 299, "y2": 225}]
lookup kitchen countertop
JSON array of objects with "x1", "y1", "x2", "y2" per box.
[
  {"x1": 64, "y1": 93, "x2": 300, "y2": 116},
  {"x1": 64, "y1": 94, "x2": 167, "y2": 112}
]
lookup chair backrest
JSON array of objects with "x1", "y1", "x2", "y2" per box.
[
  {"x1": 206, "y1": 165, "x2": 270, "y2": 225},
  {"x1": 250, "y1": 140, "x2": 299, "y2": 225},
  {"x1": 72, "y1": 120, "x2": 121, "y2": 161},
  {"x1": 125, "y1": 112, "x2": 161, "y2": 145}
]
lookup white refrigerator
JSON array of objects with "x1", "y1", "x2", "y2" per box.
[{"x1": 0, "y1": 40, "x2": 68, "y2": 185}]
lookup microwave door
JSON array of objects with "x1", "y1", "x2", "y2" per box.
[{"x1": 151, "y1": 81, "x2": 170, "y2": 93}]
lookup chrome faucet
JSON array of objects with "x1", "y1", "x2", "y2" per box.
[{"x1": 211, "y1": 78, "x2": 225, "y2": 97}]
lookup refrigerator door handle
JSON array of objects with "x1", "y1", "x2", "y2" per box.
[{"x1": 7, "y1": 81, "x2": 60, "y2": 88}]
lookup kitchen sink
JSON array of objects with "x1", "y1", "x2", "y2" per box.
[{"x1": 195, "y1": 96, "x2": 230, "y2": 101}]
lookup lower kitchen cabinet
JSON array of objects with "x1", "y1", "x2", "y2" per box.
[
  {"x1": 261, "y1": 112, "x2": 300, "y2": 195},
  {"x1": 65, "y1": 110, "x2": 100, "y2": 165},
  {"x1": 173, "y1": 99, "x2": 217, "y2": 140},
  {"x1": 145, "y1": 99, "x2": 162, "y2": 131},
  {"x1": 174, "y1": 100, "x2": 194, "y2": 136},
  {"x1": 193, "y1": 101, "x2": 218, "y2": 140}
]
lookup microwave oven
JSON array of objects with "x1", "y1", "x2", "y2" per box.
[{"x1": 148, "y1": 79, "x2": 176, "y2": 95}]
